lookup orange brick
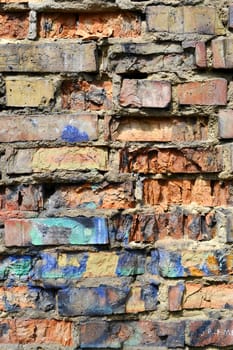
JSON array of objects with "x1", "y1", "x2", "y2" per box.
[
  {"x1": 39, "y1": 12, "x2": 140, "y2": 39},
  {"x1": 0, "y1": 319, "x2": 73, "y2": 346},
  {"x1": 143, "y1": 179, "x2": 230, "y2": 207},
  {"x1": 61, "y1": 80, "x2": 112, "y2": 111},
  {"x1": 0, "y1": 13, "x2": 28, "y2": 39},
  {"x1": 184, "y1": 283, "x2": 233, "y2": 309},
  {"x1": 177, "y1": 79, "x2": 227, "y2": 105}
]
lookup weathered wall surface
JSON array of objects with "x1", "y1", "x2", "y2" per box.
[{"x1": 1, "y1": 0, "x2": 233, "y2": 349}]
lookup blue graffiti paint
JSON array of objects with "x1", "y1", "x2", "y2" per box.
[
  {"x1": 61, "y1": 125, "x2": 89, "y2": 142},
  {"x1": 158, "y1": 250, "x2": 185, "y2": 278},
  {"x1": 116, "y1": 251, "x2": 145, "y2": 276},
  {"x1": 147, "y1": 250, "x2": 159, "y2": 275}
]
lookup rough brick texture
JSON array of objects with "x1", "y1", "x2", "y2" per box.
[{"x1": 0, "y1": 0, "x2": 233, "y2": 349}]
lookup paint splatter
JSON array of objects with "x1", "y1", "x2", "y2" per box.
[{"x1": 61, "y1": 125, "x2": 89, "y2": 142}]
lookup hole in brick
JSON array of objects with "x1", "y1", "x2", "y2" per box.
[{"x1": 18, "y1": 191, "x2": 23, "y2": 207}]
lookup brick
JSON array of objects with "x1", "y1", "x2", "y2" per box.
[
  {"x1": 39, "y1": 12, "x2": 140, "y2": 39},
  {"x1": 0, "y1": 42, "x2": 97, "y2": 72},
  {"x1": 120, "y1": 79, "x2": 171, "y2": 108},
  {"x1": 32, "y1": 146, "x2": 108, "y2": 172},
  {"x1": 4, "y1": 217, "x2": 109, "y2": 246},
  {"x1": 0, "y1": 114, "x2": 98, "y2": 142},
  {"x1": 109, "y1": 116, "x2": 208, "y2": 142},
  {"x1": 120, "y1": 147, "x2": 223, "y2": 174},
  {"x1": 5, "y1": 77, "x2": 56, "y2": 107},
  {"x1": 195, "y1": 41, "x2": 207, "y2": 68},
  {"x1": 0, "y1": 12, "x2": 29, "y2": 39},
  {"x1": 0, "y1": 319, "x2": 73, "y2": 346},
  {"x1": 45, "y1": 182, "x2": 135, "y2": 210},
  {"x1": 187, "y1": 320, "x2": 233, "y2": 347},
  {"x1": 80, "y1": 320, "x2": 185, "y2": 348},
  {"x1": 218, "y1": 110, "x2": 233, "y2": 138},
  {"x1": 33, "y1": 251, "x2": 145, "y2": 281},
  {"x1": 183, "y1": 283, "x2": 233, "y2": 310},
  {"x1": 0, "y1": 286, "x2": 55, "y2": 312},
  {"x1": 158, "y1": 249, "x2": 233, "y2": 277},
  {"x1": 61, "y1": 80, "x2": 112, "y2": 111},
  {"x1": 146, "y1": 6, "x2": 224, "y2": 34},
  {"x1": 7, "y1": 147, "x2": 108, "y2": 174},
  {"x1": 126, "y1": 283, "x2": 159, "y2": 313},
  {"x1": 215, "y1": 208, "x2": 233, "y2": 243},
  {"x1": 212, "y1": 38, "x2": 233, "y2": 68},
  {"x1": 0, "y1": 256, "x2": 32, "y2": 281},
  {"x1": 0, "y1": 184, "x2": 43, "y2": 211},
  {"x1": 177, "y1": 79, "x2": 227, "y2": 105},
  {"x1": 111, "y1": 210, "x2": 216, "y2": 245},
  {"x1": 229, "y1": 5, "x2": 233, "y2": 28},
  {"x1": 168, "y1": 283, "x2": 185, "y2": 311},
  {"x1": 184, "y1": 212, "x2": 216, "y2": 241},
  {"x1": 143, "y1": 179, "x2": 230, "y2": 207},
  {"x1": 58, "y1": 284, "x2": 130, "y2": 316}
]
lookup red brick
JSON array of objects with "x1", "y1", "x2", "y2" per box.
[
  {"x1": 187, "y1": 320, "x2": 233, "y2": 347},
  {"x1": 39, "y1": 12, "x2": 141, "y2": 39},
  {"x1": 80, "y1": 320, "x2": 185, "y2": 348},
  {"x1": 46, "y1": 183, "x2": 135, "y2": 210},
  {"x1": 0, "y1": 12, "x2": 28, "y2": 39},
  {"x1": 168, "y1": 283, "x2": 185, "y2": 311},
  {"x1": 177, "y1": 79, "x2": 227, "y2": 105},
  {"x1": 183, "y1": 283, "x2": 233, "y2": 310},
  {"x1": 143, "y1": 179, "x2": 230, "y2": 207},
  {"x1": 120, "y1": 79, "x2": 171, "y2": 108},
  {"x1": 0, "y1": 185, "x2": 43, "y2": 211},
  {"x1": 0, "y1": 319, "x2": 73, "y2": 346},
  {"x1": 195, "y1": 41, "x2": 207, "y2": 68},
  {"x1": 0, "y1": 114, "x2": 98, "y2": 142},
  {"x1": 212, "y1": 38, "x2": 233, "y2": 68},
  {"x1": 184, "y1": 212, "x2": 216, "y2": 241},
  {"x1": 218, "y1": 110, "x2": 233, "y2": 138},
  {"x1": 120, "y1": 147, "x2": 222, "y2": 174},
  {"x1": 109, "y1": 116, "x2": 208, "y2": 142},
  {"x1": 61, "y1": 80, "x2": 112, "y2": 111}
]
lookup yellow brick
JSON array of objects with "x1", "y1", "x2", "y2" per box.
[
  {"x1": 84, "y1": 252, "x2": 118, "y2": 277},
  {"x1": 6, "y1": 77, "x2": 55, "y2": 107}
]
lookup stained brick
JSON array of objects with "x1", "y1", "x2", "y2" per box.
[
  {"x1": 229, "y1": 5, "x2": 233, "y2": 29},
  {"x1": 143, "y1": 179, "x2": 230, "y2": 207},
  {"x1": 5, "y1": 77, "x2": 56, "y2": 107},
  {"x1": 45, "y1": 182, "x2": 135, "y2": 210},
  {"x1": 187, "y1": 320, "x2": 233, "y2": 347},
  {"x1": 218, "y1": 110, "x2": 233, "y2": 139},
  {"x1": 80, "y1": 320, "x2": 185, "y2": 348},
  {"x1": 109, "y1": 116, "x2": 208, "y2": 142},
  {"x1": 4, "y1": 217, "x2": 109, "y2": 246},
  {"x1": 58, "y1": 285, "x2": 130, "y2": 316},
  {"x1": 0, "y1": 286, "x2": 55, "y2": 312},
  {"x1": 0, "y1": 12, "x2": 29, "y2": 39},
  {"x1": 0, "y1": 114, "x2": 98, "y2": 142},
  {"x1": 146, "y1": 6, "x2": 224, "y2": 35},
  {"x1": 177, "y1": 79, "x2": 227, "y2": 105},
  {"x1": 33, "y1": 251, "x2": 145, "y2": 281},
  {"x1": 120, "y1": 79, "x2": 171, "y2": 108},
  {"x1": 7, "y1": 146, "x2": 108, "y2": 174},
  {"x1": 39, "y1": 12, "x2": 140, "y2": 39},
  {"x1": 120, "y1": 147, "x2": 223, "y2": 174},
  {"x1": 61, "y1": 80, "x2": 112, "y2": 111},
  {"x1": 126, "y1": 283, "x2": 159, "y2": 313},
  {"x1": 0, "y1": 42, "x2": 97, "y2": 72},
  {"x1": 0, "y1": 256, "x2": 32, "y2": 281},
  {"x1": 158, "y1": 249, "x2": 233, "y2": 277},
  {"x1": 0, "y1": 319, "x2": 73, "y2": 346}
]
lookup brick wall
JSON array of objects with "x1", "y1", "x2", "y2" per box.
[{"x1": 0, "y1": 0, "x2": 233, "y2": 348}]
